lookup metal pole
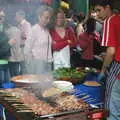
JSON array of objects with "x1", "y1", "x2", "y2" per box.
[{"x1": 86, "y1": 0, "x2": 89, "y2": 14}]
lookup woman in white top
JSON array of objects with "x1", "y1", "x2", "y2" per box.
[{"x1": 24, "y1": 5, "x2": 53, "y2": 74}]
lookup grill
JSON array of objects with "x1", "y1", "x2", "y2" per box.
[{"x1": 0, "y1": 88, "x2": 108, "y2": 120}]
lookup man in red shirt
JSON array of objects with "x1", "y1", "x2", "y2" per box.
[{"x1": 95, "y1": 0, "x2": 120, "y2": 120}]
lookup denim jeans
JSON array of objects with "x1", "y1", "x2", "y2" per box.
[
  {"x1": 0, "y1": 64, "x2": 10, "y2": 84},
  {"x1": 107, "y1": 79, "x2": 120, "y2": 120},
  {"x1": 8, "y1": 62, "x2": 20, "y2": 77}
]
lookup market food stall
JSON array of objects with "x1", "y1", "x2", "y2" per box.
[
  {"x1": 0, "y1": 88, "x2": 107, "y2": 120},
  {"x1": 0, "y1": 68, "x2": 108, "y2": 120}
]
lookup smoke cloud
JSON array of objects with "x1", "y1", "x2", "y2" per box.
[{"x1": 0, "y1": 0, "x2": 45, "y2": 25}]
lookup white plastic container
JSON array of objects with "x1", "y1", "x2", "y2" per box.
[{"x1": 53, "y1": 81, "x2": 74, "y2": 92}]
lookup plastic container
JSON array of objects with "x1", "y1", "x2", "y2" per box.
[
  {"x1": 53, "y1": 81, "x2": 74, "y2": 92},
  {"x1": 74, "y1": 84, "x2": 104, "y2": 104},
  {"x1": 73, "y1": 72, "x2": 105, "y2": 105},
  {"x1": 1, "y1": 82, "x2": 16, "y2": 89},
  {"x1": 0, "y1": 63, "x2": 10, "y2": 85},
  {"x1": 0, "y1": 60, "x2": 8, "y2": 65}
]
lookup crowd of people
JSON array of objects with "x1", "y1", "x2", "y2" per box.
[
  {"x1": 0, "y1": 0, "x2": 120, "y2": 119},
  {"x1": 0, "y1": 4, "x2": 104, "y2": 76}
]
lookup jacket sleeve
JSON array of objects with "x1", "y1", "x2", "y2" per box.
[
  {"x1": 0, "y1": 32, "x2": 11, "y2": 58},
  {"x1": 52, "y1": 40, "x2": 68, "y2": 51},
  {"x1": 67, "y1": 27, "x2": 77, "y2": 48},
  {"x1": 0, "y1": 32, "x2": 11, "y2": 49},
  {"x1": 79, "y1": 34, "x2": 89, "y2": 50},
  {"x1": 50, "y1": 29, "x2": 68, "y2": 51}
]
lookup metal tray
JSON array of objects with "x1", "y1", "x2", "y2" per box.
[{"x1": 35, "y1": 107, "x2": 93, "y2": 119}]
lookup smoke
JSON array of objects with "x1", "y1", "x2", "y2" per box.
[
  {"x1": 30, "y1": 74, "x2": 54, "y2": 91},
  {"x1": 0, "y1": 0, "x2": 55, "y2": 90},
  {"x1": 26, "y1": 74, "x2": 55, "y2": 98},
  {"x1": 0, "y1": 0, "x2": 44, "y2": 25}
]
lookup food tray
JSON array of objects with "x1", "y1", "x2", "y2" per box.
[
  {"x1": 53, "y1": 68, "x2": 87, "y2": 84},
  {"x1": 57, "y1": 77, "x2": 85, "y2": 84}
]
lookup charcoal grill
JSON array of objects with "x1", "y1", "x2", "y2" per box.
[{"x1": 0, "y1": 88, "x2": 107, "y2": 120}]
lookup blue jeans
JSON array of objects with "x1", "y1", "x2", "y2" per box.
[
  {"x1": 107, "y1": 79, "x2": 120, "y2": 120},
  {"x1": 8, "y1": 62, "x2": 20, "y2": 77},
  {"x1": 0, "y1": 64, "x2": 10, "y2": 84}
]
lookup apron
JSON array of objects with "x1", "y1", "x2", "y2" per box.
[
  {"x1": 53, "y1": 45, "x2": 71, "y2": 70},
  {"x1": 105, "y1": 60, "x2": 120, "y2": 110}
]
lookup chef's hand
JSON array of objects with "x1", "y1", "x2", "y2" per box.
[
  {"x1": 8, "y1": 39, "x2": 16, "y2": 46},
  {"x1": 97, "y1": 73, "x2": 105, "y2": 86}
]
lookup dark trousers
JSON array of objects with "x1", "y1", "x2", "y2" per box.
[
  {"x1": 9, "y1": 61, "x2": 27, "y2": 77},
  {"x1": 71, "y1": 56, "x2": 103, "y2": 70},
  {"x1": 8, "y1": 62, "x2": 20, "y2": 77},
  {"x1": 0, "y1": 64, "x2": 10, "y2": 84}
]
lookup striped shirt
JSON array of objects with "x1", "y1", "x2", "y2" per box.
[
  {"x1": 19, "y1": 19, "x2": 32, "y2": 45},
  {"x1": 25, "y1": 24, "x2": 52, "y2": 61},
  {"x1": 101, "y1": 15, "x2": 120, "y2": 61}
]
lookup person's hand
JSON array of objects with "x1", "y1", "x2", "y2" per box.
[
  {"x1": 76, "y1": 45, "x2": 82, "y2": 52},
  {"x1": 97, "y1": 73, "x2": 105, "y2": 86},
  {"x1": 98, "y1": 73, "x2": 105, "y2": 80},
  {"x1": 67, "y1": 40, "x2": 72, "y2": 44},
  {"x1": 8, "y1": 39, "x2": 16, "y2": 46},
  {"x1": 53, "y1": 41, "x2": 56, "y2": 44}
]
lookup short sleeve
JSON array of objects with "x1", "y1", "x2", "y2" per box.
[{"x1": 101, "y1": 16, "x2": 117, "y2": 47}]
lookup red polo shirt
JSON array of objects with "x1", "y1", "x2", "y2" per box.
[{"x1": 101, "y1": 15, "x2": 120, "y2": 61}]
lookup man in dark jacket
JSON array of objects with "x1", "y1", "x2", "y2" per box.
[
  {"x1": 0, "y1": 10, "x2": 16, "y2": 59},
  {"x1": 0, "y1": 10, "x2": 16, "y2": 85},
  {"x1": 0, "y1": 10, "x2": 11, "y2": 59}
]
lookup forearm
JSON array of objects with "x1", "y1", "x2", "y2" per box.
[
  {"x1": 24, "y1": 38, "x2": 34, "y2": 59},
  {"x1": 0, "y1": 40, "x2": 11, "y2": 49},
  {"x1": 101, "y1": 47, "x2": 115, "y2": 73},
  {"x1": 69, "y1": 37, "x2": 77, "y2": 48},
  {"x1": 52, "y1": 41, "x2": 68, "y2": 51},
  {"x1": 68, "y1": 30, "x2": 77, "y2": 48}
]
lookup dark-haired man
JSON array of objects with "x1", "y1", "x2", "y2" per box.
[
  {"x1": 0, "y1": 10, "x2": 16, "y2": 84},
  {"x1": 95, "y1": 0, "x2": 120, "y2": 120}
]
